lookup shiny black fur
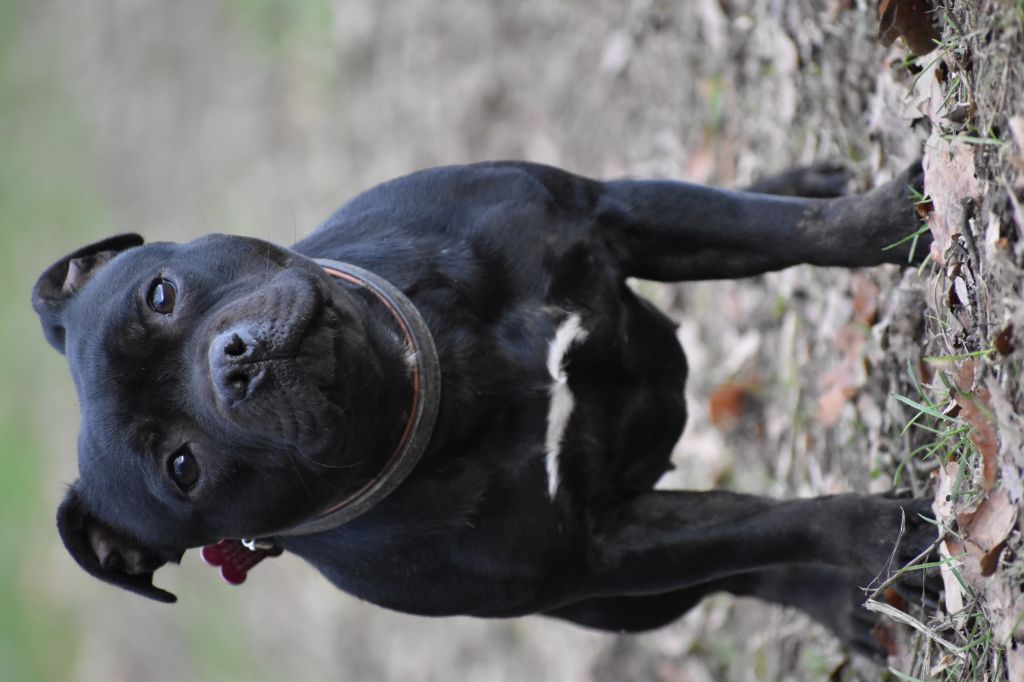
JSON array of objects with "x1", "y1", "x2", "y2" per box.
[{"x1": 34, "y1": 161, "x2": 938, "y2": 657}]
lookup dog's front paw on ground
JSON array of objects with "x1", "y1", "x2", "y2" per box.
[
  {"x1": 856, "y1": 496, "x2": 942, "y2": 603},
  {"x1": 866, "y1": 159, "x2": 932, "y2": 266},
  {"x1": 821, "y1": 576, "x2": 893, "y2": 660}
]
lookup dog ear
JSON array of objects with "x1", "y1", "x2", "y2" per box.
[
  {"x1": 32, "y1": 233, "x2": 145, "y2": 353},
  {"x1": 56, "y1": 482, "x2": 180, "y2": 603}
]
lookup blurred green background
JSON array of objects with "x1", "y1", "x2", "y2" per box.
[{"x1": 0, "y1": 1, "x2": 910, "y2": 680}]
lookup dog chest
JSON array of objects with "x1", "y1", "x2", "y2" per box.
[{"x1": 529, "y1": 292, "x2": 688, "y2": 504}]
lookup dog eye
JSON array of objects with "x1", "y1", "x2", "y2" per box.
[
  {"x1": 169, "y1": 448, "x2": 199, "y2": 491},
  {"x1": 147, "y1": 278, "x2": 177, "y2": 315}
]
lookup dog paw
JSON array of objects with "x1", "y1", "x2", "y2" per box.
[
  {"x1": 865, "y1": 159, "x2": 932, "y2": 266},
  {"x1": 854, "y1": 496, "x2": 942, "y2": 597},
  {"x1": 790, "y1": 566, "x2": 897, "y2": 660},
  {"x1": 819, "y1": 159, "x2": 932, "y2": 268},
  {"x1": 790, "y1": 162, "x2": 853, "y2": 198},
  {"x1": 745, "y1": 162, "x2": 851, "y2": 198},
  {"x1": 833, "y1": 580, "x2": 892, "y2": 660}
]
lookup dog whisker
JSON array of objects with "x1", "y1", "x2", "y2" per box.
[
  {"x1": 293, "y1": 444, "x2": 365, "y2": 472},
  {"x1": 282, "y1": 447, "x2": 318, "y2": 505}
]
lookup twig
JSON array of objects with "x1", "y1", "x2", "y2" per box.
[
  {"x1": 867, "y1": 529, "x2": 946, "y2": 603},
  {"x1": 863, "y1": 599, "x2": 965, "y2": 659}
]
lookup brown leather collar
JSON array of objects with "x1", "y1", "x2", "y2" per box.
[{"x1": 274, "y1": 258, "x2": 441, "y2": 536}]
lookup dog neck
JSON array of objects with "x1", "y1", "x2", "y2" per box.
[{"x1": 280, "y1": 259, "x2": 441, "y2": 536}]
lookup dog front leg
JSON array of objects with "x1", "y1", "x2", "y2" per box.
[
  {"x1": 584, "y1": 490, "x2": 936, "y2": 597},
  {"x1": 596, "y1": 161, "x2": 926, "y2": 281}
]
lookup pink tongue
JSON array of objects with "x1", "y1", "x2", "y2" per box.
[{"x1": 201, "y1": 539, "x2": 282, "y2": 585}]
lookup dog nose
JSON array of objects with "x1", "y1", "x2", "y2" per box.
[
  {"x1": 222, "y1": 332, "x2": 247, "y2": 357},
  {"x1": 209, "y1": 329, "x2": 264, "y2": 403}
]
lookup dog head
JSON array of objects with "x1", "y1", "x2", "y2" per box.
[{"x1": 34, "y1": 234, "x2": 398, "y2": 601}]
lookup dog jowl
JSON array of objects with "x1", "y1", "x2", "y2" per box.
[{"x1": 34, "y1": 161, "x2": 939, "y2": 657}]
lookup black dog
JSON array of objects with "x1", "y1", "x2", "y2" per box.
[{"x1": 34, "y1": 161, "x2": 938, "y2": 657}]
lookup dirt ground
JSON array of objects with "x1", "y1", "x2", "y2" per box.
[{"x1": 8, "y1": 0, "x2": 1023, "y2": 680}]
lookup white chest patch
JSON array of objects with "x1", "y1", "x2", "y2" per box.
[{"x1": 545, "y1": 313, "x2": 589, "y2": 499}]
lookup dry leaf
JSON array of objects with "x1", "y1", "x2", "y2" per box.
[
  {"x1": 934, "y1": 462, "x2": 968, "y2": 612},
  {"x1": 914, "y1": 198, "x2": 934, "y2": 220},
  {"x1": 939, "y1": 538, "x2": 966, "y2": 614},
  {"x1": 871, "y1": 620, "x2": 901, "y2": 658},
  {"x1": 882, "y1": 587, "x2": 906, "y2": 610},
  {"x1": 834, "y1": 322, "x2": 866, "y2": 356},
  {"x1": 958, "y1": 489, "x2": 1017, "y2": 577},
  {"x1": 986, "y1": 579, "x2": 1024, "y2": 643},
  {"x1": 918, "y1": 356, "x2": 934, "y2": 385},
  {"x1": 952, "y1": 358, "x2": 976, "y2": 392},
  {"x1": 985, "y1": 377, "x2": 1024, "y2": 504},
  {"x1": 904, "y1": 55, "x2": 946, "y2": 126},
  {"x1": 817, "y1": 320, "x2": 868, "y2": 426},
  {"x1": 993, "y1": 324, "x2": 1014, "y2": 356},
  {"x1": 708, "y1": 381, "x2": 759, "y2": 431},
  {"x1": 877, "y1": 0, "x2": 941, "y2": 55},
  {"x1": 817, "y1": 386, "x2": 855, "y2": 427},
  {"x1": 923, "y1": 136, "x2": 980, "y2": 265},
  {"x1": 954, "y1": 389, "x2": 998, "y2": 490},
  {"x1": 851, "y1": 274, "x2": 880, "y2": 325},
  {"x1": 817, "y1": 360, "x2": 864, "y2": 426},
  {"x1": 932, "y1": 460, "x2": 958, "y2": 519}
]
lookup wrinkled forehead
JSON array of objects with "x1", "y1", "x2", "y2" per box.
[
  {"x1": 62, "y1": 233, "x2": 297, "y2": 316},
  {"x1": 61, "y1": 237, "x2": 280, "y2": 373}
]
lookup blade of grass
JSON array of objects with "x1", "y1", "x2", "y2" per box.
[{"x1": 893, "y1": 394, "x2": 959, "y2": 422}]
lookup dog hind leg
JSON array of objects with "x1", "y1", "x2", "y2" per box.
[
  {"x1": 546, "y1": 565, "x2": 886, "y2": 657},
  {"x1": 581, "y1": 491, "x2": 938, "y2": 601}
]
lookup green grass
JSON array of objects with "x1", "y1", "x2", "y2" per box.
[
  {"x1": 939, "y1": 132, "x2": 1006, "y2": 146},
  {"x1": 887, "y1": 668, "x2": 926, "y2": 682},
  {"x1": 887, "y1": 356, "x2": 1008, "y2": 679}
]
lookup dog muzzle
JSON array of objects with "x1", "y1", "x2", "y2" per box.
[{"x1": 201, "y1": 258, "x2": 441, "y2": 585}]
